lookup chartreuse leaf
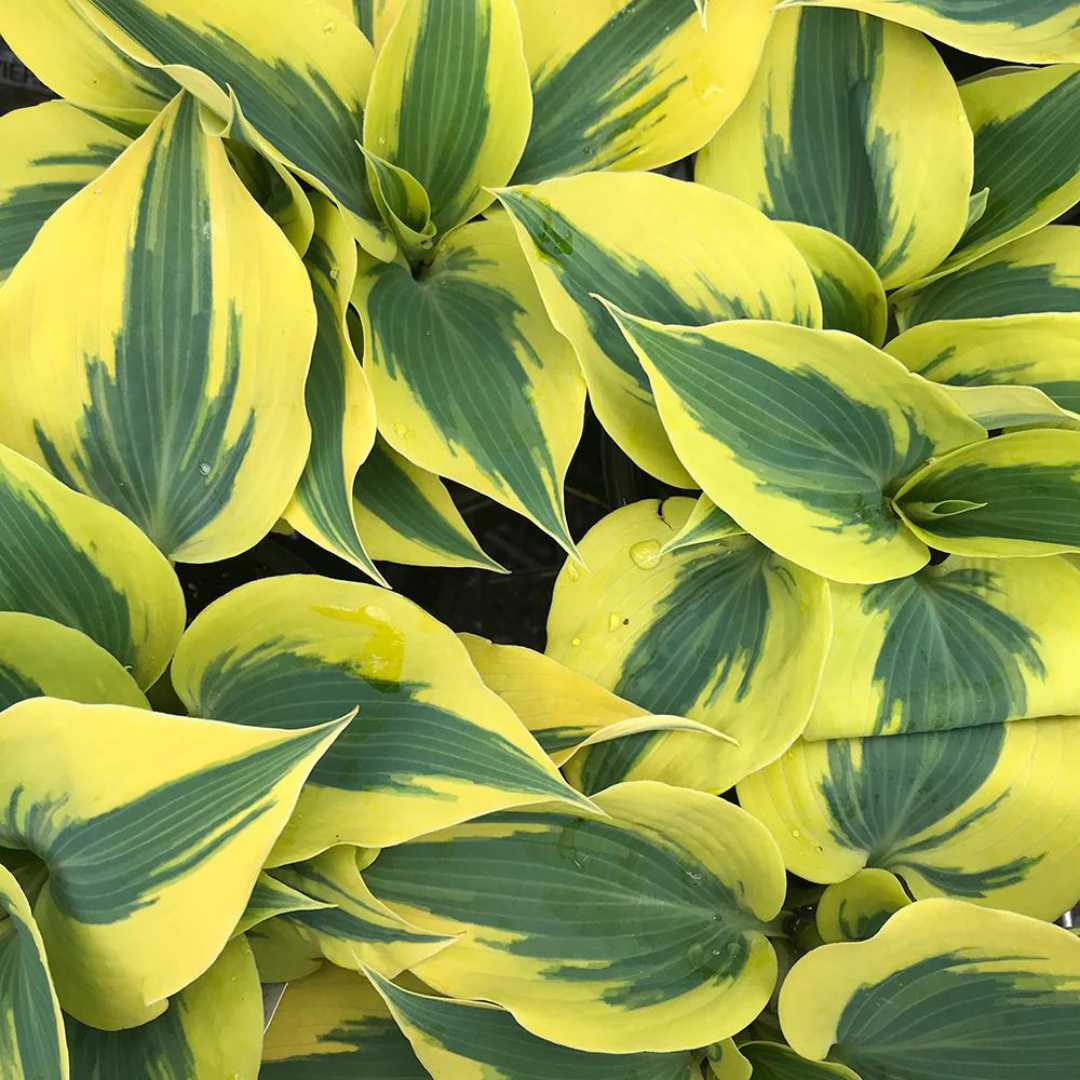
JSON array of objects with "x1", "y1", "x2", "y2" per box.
[
  {"x1": 607, "y1": 315, "x2": 986, "y2": 584},
  {"x1": 921, "y1": 64, "x2": 1080, "y2": 282},
  {"x1": 0, "y1": 93, "x2": 316, "y2": 564},
  {"x1": 337, "y1": 0, "x2": 407, "y2": 51},
  {"x1": 283, "y1": 194, "x2": 382, "y2": 584},
  {"x1": 233, "y1": 872, "x2": 333, "y2": 939},
  {"x1": 695, "y1": 7, "x2": 972, "y2": 289},
  {"x1": 738, "y1": 716, "x2": 1080, "y2": 920},
  {"x1": 938, "y1": 383, "x2": 1080, "y2": 434},
  {"x1": 0, "y1": 101, "x2": 130, "y2": 284},
  {"x1": 72, "y1": 0, "x2": 394, "y2": 256},
  {"x1": 248, "y1": 917, "x2": 326, "y2": 985},
  {"x1": 352, "y1": 215, "x2": 586, "y2": 555},
  {"x1": 65, "y1": 937, "x2": 263, "y2": 1080},
  {"x1": 511, "y1": 0, "x2": 774, "y2": 182},
  {"x1": 364, "y1": 0, "x2": 531, "y2": 236},
  {"x1": 780, "y1": 0, "x2": 1080, "y2": 63},
  {"x1": 728, "y1": 1043, "x2": 861, "y2": 1080},
  {"x1": 708, "y1": 1039, "x2": 752, "y2": 1080},
  {"x1": 0, "y1": 0, "x2": 175, "y2": 110},
  {"x1": 268, "y1": 846, "x2": 454, "y2": 976},
  {"x1": 895, "y1": 429, "x2": 1080, "y2": 557},
  {"x1": 0, "y1": 444, "x2": 184, "y2": 689},
  {"x1": 0, "y1": 613, "x2": 148, "y2": 711},
  {"x1": 895, "y1": 226, "x2": 1080, "y2": 327},
  {"x1": 805, "y1": 555, "x2": 1080, "y2": 739},
  {"x1": 171, "y1": 575, "x2": 593, "y2": 863},
  {"x1": 0, "y1": 865, "x2": 68, "y2": 1080},
  {"x1": 777, "y1": 222, "x2": 888, "y2": 346},
  {"x1": 460, "y1": 634, "x2": 731, "y2": 768},
  {"x1": 359, "y1": 148, "x2": 436, "y2": 260},
  {"x1": 368, "y1": 967, "x2": 699, "y2": 1080},
  {"x1": 498, "y1": 171, "x2": 822, "y2": 486},
  {"x1": 261, "y1": 965, "x2": 429, "y2": 1079},
  {"x1": 352, "y1": 437, "x2": 504, "y2": 572},
  {"x1": 780, "y1": 899, "x2": 1080, "y2": 1078},
  {"x1": 887, "y1": 314, "x2": 1080, "y2": 424},
  {"x1": 0, "y1": 697, "x2": 344, "y2": 1029},
  {"x1": 816, "y1": 870, "x2": 912, "y2": 945},
  {"x1": 659, "y1": 495, "x2": 743, "y2": 555},
  {"x1": 365, "y1": 783, "x2": 785, "y2": 1054},
  {"x1": 546, "y1": 499, "x2": 830, "y2": 794}
]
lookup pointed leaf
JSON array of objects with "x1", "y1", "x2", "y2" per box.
[
  {"x1": 0, "y1": 865, "x2": 68, "y2": 1080},
  {"x1": 895, "y1": 429, "x2": 1080, "y2": 558},
  {"x1": 739, "y1": 717, "x2": 1080, "y2": 920},
  {"x1": 360, "y1": 147, "x2": 436, "y2": 259},
  {"x1": 0, "y1": 444, "x2": 184, "y2": 689},
  {"x1": 171, "y1": 575, "x2": 594, "y2": 861},
  {"x1": 606, "y1": 314, "x2": 985, "y2": 583},
  {"x1": 364, "y1": 781, "x2": 787, "y2": 1053},
  {"x1": 284, "y1": 194, "x2": 383, "y2": 584},
  {"x1": 546, "y1": 499, "x2": 831, "y2": 793},
  {"x1": 364, "y1": 0, "x2": 532, "y2": 234},
  {"x1": 0, "y1": 101, "x2": 130, "y2": 285},
  {"x1": 369, "y1": 967, "x2": 699, "y2": 1079},
  {"x1": 352, "y1": 214, "x2": 586, "y2": 555},
  {"x1": 0, "y1": 93, "x2": 316, "y2": 563},
  {"x1": 780, "y1": 900, "x2": 1080, "y2": 1079},
  {"x1": 806, "y1": 555, "x2": 1080, "y2": 739},
  {"x1": 353, "y1": 436, "x2": 505, "y2": 571},
  {"x1": 65, "y1": 937, "x2": 263, "y2": 1079},
  {"x1": 498, "y1": 171, "x2": 822, "y2": 485},
  {"x1": 658, "y1": 495, "x2": 743, "y2": 555},
  {"x1": 233, "y1": 872, "x2": 333, "y2": 939},
  {"x1": 0, "y1": 698, "x2": 343, "y2": 1029},
  {"x1": 512, "y1": 0, "x2": 774, "y2": 182},
  {"x1": 696, "y1": 7, "x2": 973, "y2": 289}
]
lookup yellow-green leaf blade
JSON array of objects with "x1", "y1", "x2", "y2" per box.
[
  {"x1": 368, "y1": 967, "x2": 700, "y2": 1079},
  {"x1": 0, "y1": 92, "x2": 316, "y2": 564},
  {"x1": 658, "y1": 494, "x2": 744, "y2": 555},
  {"x1": 816, "y1": 870, "x2": 912, "y2": 945},
  {"x1": 779, "y1": 900, "x2": 1080, "y2": 1077},
  {"x1": 806, "y1": 555, "x2": 1080, "y2": 739},
  {"x1": 364, "y1": 781, "x2": 787, "y2": 1053},
  {"x1": 65, "y1": 937, "x2": 263, "y2": 1079},
  {"x1": 498, "y1": 171, "x2": 822, "y2": 486},
  {"x1": 512, "y1": 0, "x2": 774, "y2": 183},
  {"x1": 0, "y1": 101, "x2": 130, "y2": 285},
  {"x1": 284, "y1": 194, "x2": 383, "y2": 584},
  {"x1": 607, "y1": 315, "x2": 986, "y2": 584},
  {"x1": 364, "y1": 0, "x2": 531, "y2": 235},
  {"x1": 0, "y1": 865, "x2": 68, "y2": 1080},
  {"x1": 233, "y1": 872, "x2": 333, "y2": 939},
  {"x1": 696, "y1": 7, "x2": 973, "y2": 289},
  {"x1": 353, "y1": 215, "x2": 586, "y2": 555},
  {"x1": 780, "y1": 0, "x2": 1080, "y2": 63},
  {"x1": 735, "y1": 1042, "x2": 861, "y2": 1080},
  {"x1": 739, "y1": 717, "x2": 1080, "y2": 920},
  {"x1": 171, "y1": 575, "x2": 593, "y2": 861},
  {"x1": 0, "y1": 699, "x2": 344, "y2": 1029},
  {"x1": 0, "y1": 444, "x2": 184, "y2": 689},
  {"x1": 895, "y1": 429, "x2": 1080, "y2": 558},
  {"x1": 547, "y1": 498, "x2": 831, "y2": 793},
  {"x1": 352, "y1": 436, "x2": 505, "y2": 572}
]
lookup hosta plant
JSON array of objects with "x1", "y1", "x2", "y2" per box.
[{"x1": 1, "y1": 0, "x2": 1080, "y2": 1077}]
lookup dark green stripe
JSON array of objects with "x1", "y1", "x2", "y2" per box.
[
  {"x1": 669, "y1": 502, "x2": 741, "y2": 550},
  {"x1": 831, "y1": 951, "x2": 1080, "y2": 1079},
  {"x1": 385, "y1": 0, "x2": 493, "y2": 232},
  {"x1": 813, "y1": 266, "x2": 881, "y2": 341},
  {"x1": 35, "y1": 94, "x2": 256, "y2": 555},
  {"x1": 353, "y1": 438, "x2": 498, "y2": 568},
  {"x1": 0, "y1": 661, "x2": 44, "y2": 710},
  {"x1": 262, "y1": 1017, "x2": 427, "y2": 1080},
  {"x1": 355, "y1": 0, "x2": 376, "y2": 40},
  {"x1": 743, "y1": 1042, "x2": 851, "y2": 1080},
  {"x1": 899, "y1": 0, "x2": 1079, "y2": 25},
  {"x1": 513, "y1": 0, "x2": 698, "y2": 183},
  {"x1": 860, "y1": 564, "x2": 1044, "y2": 734},
  {"x1": 535, "y1": 725, "x2": 591, "y2": 753},
  {"x1": 84, "y1": 0, "x2": 379, "y2": 221},
  {"x1": 957, "y1": 68, "x2": 1080, "y2": 255},
  {"x1": 380, "y1": 979, "x2": 695, "y2": 1079},
  {"x1": 193, "y1": 644, "x2": 571, "y2": 803},
  {"x1": 2, "y1": 723, "x2": 331, "y2": 924},
  {"x1": 67, "y1": 994, "x2": 192, "y2": 1078},
  {"x1": 365, "y1": 810, "x2": 766, "y2": 1009},
  {"x1": 822, "y1": 726, "x2": 1042, "y2": 896},
  {"x1": 0, "y1": 471, "x2": 135, "y2": 670},
  {"x1": 579, "y1": 539, "x2": 777, "y2": 794},
  {"x1": 365, "y1": 242, "x2": 569, "y2": 545}
]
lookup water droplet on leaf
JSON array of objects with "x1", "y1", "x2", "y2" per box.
[{"x1": 629, "y1": 539, "x2": 661, "y2": 569}]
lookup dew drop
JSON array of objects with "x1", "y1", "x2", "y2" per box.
[
  {"x1": 566, "y1": 562, "x2": 581, "y2": 582},
  {"x1": 607, "y1": 612, "x2": 621, "y2": 632},
  {"x1": 570, "y1": 637, "x2": 583, "y2": 647},
  {"x1": 684, "y1": 868, "x2": 704, "y2": 886},
  {"x1": 201, "y1": 222, "x2": 212, "y2": 240},
  {"x1": 322, "y1": 19, "x2": 336, "y2": 31},
  {"x1": 198, "y1": 462, "x2": 212, "y2": 476},
  {"x1": 393, "y1": 421, "x2": 409, "y2": 437},
  {"x1": 92, "y1": 188, "x2": 103, "y2": 196},
  {"x1": 791, "y1": 828, "x2": 802, "y2": 839},
  {"x1": 629, "y1": 539, "x2": 661, "y2": 569},
  {"x1": 364, "y1": 604, "x2": 388, "y2": 621},
  {"x1": 329, "y1": 267, "x2": 340, "y2": 281},
  {"x1": 687, "y1": 942, "x2": 706, "y2": 967}
]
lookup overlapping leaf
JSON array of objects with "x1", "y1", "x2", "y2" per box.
[{"x1": 816, "y1": 869, "x2": 912, "y2": 944}]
